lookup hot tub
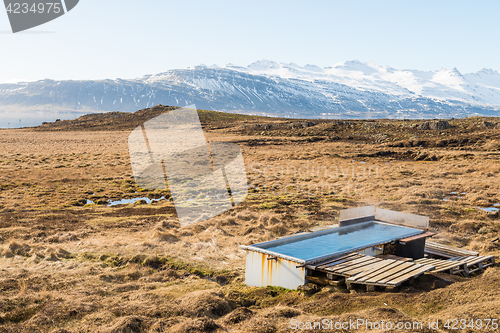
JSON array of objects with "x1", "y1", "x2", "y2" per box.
[{"x1": 241, "y1": 220, "x2": 425, "y2": 289}]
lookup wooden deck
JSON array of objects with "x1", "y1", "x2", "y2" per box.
[
  {"x1": 308, "y1": 253, "x2": 434, "y2": 290},
  {"x1": 414, "y1": 257, "x2": 468, "y2": 275},
  {"x1": 306, "y1": 251, "x2": 495, "y2": 291},
  {"x1": 309, "y1": 253, "x2": 384, "y2": 278},
  {"x1": 425, "y1": 241, "x2": 479, "y2": 259},
  {"x1": 448, "y1": 255, "x2": 495, "y2": 274},
  {"x1": 414, "y1": 255, "x2": 495, "y2": 276},
  {"x1": 346, "y1": 260, "x2": 434, "y2": 289}
]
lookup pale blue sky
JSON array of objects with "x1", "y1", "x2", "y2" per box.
[{"x1": 0, "y1": 0, "x2": 499, "y2": 83}]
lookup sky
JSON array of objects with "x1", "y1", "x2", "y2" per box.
[{"x1": 0, "y1": 0, "x2": 499, "y2": 83}]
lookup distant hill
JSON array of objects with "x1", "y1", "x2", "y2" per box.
[
  {"x1": 33, "y1": 105, "x2": 267, "y2": 131},
  {"x1": 1, "y1": 60, "x2": 500, "y2": 119}
]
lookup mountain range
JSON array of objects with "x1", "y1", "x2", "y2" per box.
[{"x1": 1, "y1": 60, "x2": 500, "y2": 119}]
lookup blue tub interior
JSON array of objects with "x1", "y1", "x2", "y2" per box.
[{"x1": 256, "y1": 221, "x2": 423, "y2": 261}]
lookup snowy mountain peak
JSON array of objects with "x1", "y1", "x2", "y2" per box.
[
  {"x1": 477, "y1": 68, "x2": 500, "y2": 75},
  {"x1": 247, "y1": 60, "x2": 282, "y2": 70},
  {"x1": 1, "y1": 60, "x2": 499, "y2": 120}
]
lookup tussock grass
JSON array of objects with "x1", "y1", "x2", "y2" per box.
[{"x1": 0, "y1": 110, "x2": 500, "y2": 331}]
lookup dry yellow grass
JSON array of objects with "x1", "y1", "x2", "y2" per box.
[{"x1": 0, "y1": 108, "x2": 499, "y2": 332}]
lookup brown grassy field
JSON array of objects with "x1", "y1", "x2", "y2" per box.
[{"x1": 0, "y1": 105, "x2": 499, "y2": 332}]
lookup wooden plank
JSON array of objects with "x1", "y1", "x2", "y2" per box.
[
  {"x1": 399, "y1": 231, "x2": 436, "y2": 244},
  {"x1": 364, "y1": 262, "x2": 416, "y2": 284},
  {"x1": 326, "y1": 256, "x2": 379, "y2": 272},
  {"x1": 425, "y1": 248, "x2": 455, "y2": 258},
  {"x1": 382, "y1": 264, "x2": 432, "y2": 285},
  {"x1": 316, "y1": 253, "x2": 363, "y2": 270},
  {"x1": 376, "y1": 263, "x2": 429, "y2": 285},
  {"x1": 352, "y1": 263, "x2": 409, "y2": 285},
  {"x1": 425, "y1": 241, "x2": 479, "y2": 258},
  {"x1": 416, "y1": 258, "x2": 440, "y2": 264},
  {"x1": 386, "y1": 265, "x2": 434, "y2": 286},
  {"x1": 451, "y1": 255, "x2": 495, "y2": 270},
  {"x1": 327, "y1": 255, "x2": 377, "y2": 268},
  {"x1": 414, "y1": 258, "x2": 436, "y2": 265},
  {"x1": 333, "y1": 260, "x2": 384, "y2": 276},
  {"x1": 315, "y1": 253, "x2": 360, "y2": 268},
  {"x1": 415, "y1": 258, "x2": 463, "y2": 272},
  {"x1": 330, "y1": 256, "x2": 380, "y2": 269},
  {"x1": 347, "y1": 264, "x2": 419, "y2": 288},
  {"x1": 305, "y1": 276, "x2": 330, "y2": 286},
  {"x1": 346, "y1": 260, "x2": 434, "y2": 288},
  {"x1": 350, "y1": 261, "x2": 404, "y2": 282},
  {"x1": 416, "y1": 257, "x2": 469, "y2": 275},
  {"x1": 328, "y1": 278, "x2": 346, "y2": 286},
  {"x1": 433, "y1": 263, "x2": 463, "y2": 273},
  {"x1": 425, "y1": 241, "x2": 466, "y2": 251},
  {"x1": 376, "y1": 254, "x2": 413, "y2": 262},
  {"x1": 314, "y1": 253, "x2": 360, "y2": 268},
  {"x1": 340, "y1": 260, "x2": 396, "y2": 276}
]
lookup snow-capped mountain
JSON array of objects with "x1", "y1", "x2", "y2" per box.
[{"x1": 1, "y1": 60, "x2": 499, "y2": 119}]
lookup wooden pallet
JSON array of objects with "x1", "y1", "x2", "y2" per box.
[
  {"x1": 414, "y1": 257, "x2": 468, "y2": 275},
  {"x1": 346, "y1": 260, "x2": 434, "y2": 290},
  {"x1": 312, "y1": 253, "x2": 385, "y2": 278},
  {"x1": 310, "y1": 253, "x2": 434, "y2": 290},
  {"x1": 425, "y1": 241, "x2": 479, "y2": 259},
  {"x1": 448, "y1": 255, "x2": 495, "y2": 275},
  {"x1": 376, "y1": 254, "x2": 414, "y2": 262}
]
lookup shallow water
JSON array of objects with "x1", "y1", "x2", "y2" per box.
[
  {"x1": 261, "y1": 222, "x2": 422, "y2": 261},
  {"x1": 107, "y1": 196, "x2": 168, "y2": 206},
  {"x1": 443, "y1": 191, "x2": 466, "y2": 201},
  {"x1": 477, "y1": 206, "x2": 500, "y2": 213}
]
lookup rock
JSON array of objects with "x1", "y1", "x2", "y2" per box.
[
  {"x1": 288, "y1": 122, "x2": 316, "y2": 129},
  {"x1": 482, "y1": 121, "x2": 495, "y2": 128},
  {"x1": 418, "y1": 120, "x2": 450, "y2": 130}
]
